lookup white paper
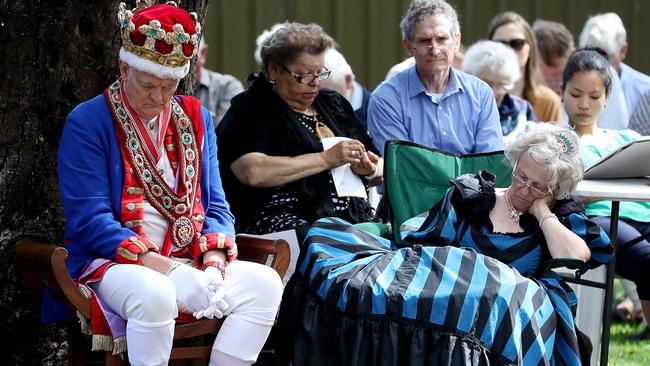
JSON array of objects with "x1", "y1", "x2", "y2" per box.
[
  {"x1": 260, "y1": 229, "x2": 300, "y2": 286},
  {"x1": 584, "y1": 136, "x2": 650, "y2": 179},
  {"x1": 321, "y1": 137, "x2": 368, "y2": 199}
]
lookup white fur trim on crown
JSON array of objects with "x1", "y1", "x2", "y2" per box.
[{"x1": 119, "y1": 48, "x2": 190, "y2": 80}]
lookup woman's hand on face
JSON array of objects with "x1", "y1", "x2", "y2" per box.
[
  {"x1": 528, "y1": 194, "x2": 555, "y2": 219},
  {"x1": 322, "y1": 139, "x2": 366, "y2": 169}
]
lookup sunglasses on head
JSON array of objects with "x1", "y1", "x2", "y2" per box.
[{"x1": 496, "y1": 38, "x2": 527, "y2": 51}]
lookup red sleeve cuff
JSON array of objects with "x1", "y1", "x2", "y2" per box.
[
  {"x1": 191, "y1": 232, "x2": 238, "y2": 266},
  {"x1": 115, "y1": 235, "x2": 160, "y2": 265}
]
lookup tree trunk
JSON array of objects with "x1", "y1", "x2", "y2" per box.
[{"x1": 0, "y1": 0, "x2": 207, "y2": 364}]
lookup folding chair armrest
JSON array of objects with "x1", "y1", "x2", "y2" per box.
[
  {"x1": 539, "y1": 257, "x2": 592, "y2": 280},
  {"x1": 235, "y1": 234, "x2": 290, "y2": 278},
  {"x1": 544, "y1": 258, "x2": 585, "y2": 271}
]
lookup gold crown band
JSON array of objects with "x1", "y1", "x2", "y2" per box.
[{"x1": 123, "y1": 43, "x2": 190, "y2": 66}]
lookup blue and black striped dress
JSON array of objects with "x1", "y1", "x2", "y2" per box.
[{"x1": 276, "y1": 171, "x2": 612, "y2": 366}]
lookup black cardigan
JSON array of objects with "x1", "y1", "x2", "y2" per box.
[{"x1": 216, "y1": 73, "x2": 377, "y2": 228}]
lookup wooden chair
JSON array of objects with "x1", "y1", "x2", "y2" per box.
[{"x1": 15, "y1": 234, "x2": 290, "y2": 366}]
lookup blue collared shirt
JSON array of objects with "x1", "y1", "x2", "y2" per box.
[
  {"x1": 620, "y1": 62, "x2": 650, "y2": 114},
  {"x1": 367, "y1": 65, "x2": 504, "y2": 155}
]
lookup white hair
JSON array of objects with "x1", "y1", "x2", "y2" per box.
[
  {"x1": 400, "y1": 0, "x2": 460, "y2": 41},
  {"x1": 254, "y1": 23, "x2": 287, "y2": 65},
  {"x1": 322, "y1": 48, "x2": 354, "y2": 91},
  {"x1": 462, "y1": 40, "x2": 521, "y2": 88},
  {"x1": 385, "y1": 57, "x2": 416, "y2": 80},
  {"x1": 579, "y1": 12, "x2": 627, "y2": 56},
  {"x1": 505, "y1": 123, "x2": 583, "y2": 199}
]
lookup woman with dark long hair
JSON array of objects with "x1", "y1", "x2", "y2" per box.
[{"x1": 489, "y1": 11, "x2": 562, "y2": 123}]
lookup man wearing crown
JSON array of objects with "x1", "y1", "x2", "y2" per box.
[{"x1": 50, "y1": 2, "x2": 283, "y2": 365}]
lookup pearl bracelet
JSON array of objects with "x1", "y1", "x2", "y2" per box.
[{"x1": 538, "y1": 213, "x2": 558, "y2": 229}]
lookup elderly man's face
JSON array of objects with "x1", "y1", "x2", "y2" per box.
[
  {"x1": 404, "y1": 15, "x2": 460, "y2": 78},
  {"x1": 119, "y1": 61, "x2": 180, "y2": 120}
]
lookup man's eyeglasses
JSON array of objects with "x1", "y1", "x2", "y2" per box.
[
  {"x1": 511, "y1": 163, "x2": 553, "y2": 198},
  {"x1": 410, "y1": 37, "x2": 454, "y2": 53},
  {"x1": 495, "y1": 38, "x2": 527, "y2": 52},
  {"x1": 280, "y1": 64, "x2": 331, "y2": 84}
]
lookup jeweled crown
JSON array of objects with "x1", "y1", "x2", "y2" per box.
[{"x1": 118, "y1": 0, "x2": 201, "y2": 67}]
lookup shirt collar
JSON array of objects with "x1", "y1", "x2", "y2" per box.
[
  {"x1": 199, "y1": 68, "x2": 211, "y2": 88},
  {"x1": 350, "y1": 80, "x2": 364, "y2": 110},
  {"x1": 407, "y1": 65, "x2": 463, "y2": 100}
]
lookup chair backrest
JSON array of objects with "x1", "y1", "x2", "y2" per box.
[
  {"x1": 16, "y1": 240, "x2": 92, "y2": 317},
  {"x1": 383, "y1": 140, "x2": 512, "y2": 244}
]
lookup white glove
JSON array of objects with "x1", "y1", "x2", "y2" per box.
[
  {"x1": 193, "y1": 266, "x2": 229, "y2": 319},
  {"x1": 167, "y1": 263, "x2": 215, "y2": 316}
]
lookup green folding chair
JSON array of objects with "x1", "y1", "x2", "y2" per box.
[
  {"x1": 382, "y1": 140, "x2": 512, "y2": 245},
  {"x1": 380, "y1": 140, "x2": 607, "y2": 364}
]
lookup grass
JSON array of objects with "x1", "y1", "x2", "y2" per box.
[
  {"x1": 608, "y1": 322, "x2": 650, "y2": 365},
  {"x1": 606, "y1": 279, "x2": 650, "y2": 365}
]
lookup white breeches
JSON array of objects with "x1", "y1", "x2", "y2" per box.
[{"x1": 93, "y1": 260, "x2": 283, "y2": 366}]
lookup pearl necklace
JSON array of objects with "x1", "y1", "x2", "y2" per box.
[{"x1": 504, "y1": 189, "x2": 522, "y2": 222}]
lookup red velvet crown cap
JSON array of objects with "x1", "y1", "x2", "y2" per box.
[{"x1": 129, "y1": 4, "x2": 197, "y2": 57}]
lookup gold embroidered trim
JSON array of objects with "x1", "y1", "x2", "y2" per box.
[{"x1": 107, "y1": 80, "x2": 199, "y2": 248}]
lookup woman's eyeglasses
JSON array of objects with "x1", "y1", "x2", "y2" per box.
[
  {"x1": 511, "y1": 172, "x2": 551, "y2": 197},
  {"x1": 280, "y1": 64, "x2": 331, "y2": 84},
  {"x1": 495, "y1": 38, "x2": 527, "y2": 52},
  {"x1": 511, "y1": 164, "x2": 553, "y2": 198}
]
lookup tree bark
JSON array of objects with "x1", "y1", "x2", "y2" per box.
[{"x1": 0, "y1": 0, "x2": 208, "y2": 364}]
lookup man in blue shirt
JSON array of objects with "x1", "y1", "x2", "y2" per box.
[{"x1": 368, "y1": 0, "x2": 503, "y2": 155}]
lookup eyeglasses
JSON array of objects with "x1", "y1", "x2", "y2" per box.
[
  {"x1": 280, "y1": 64, "x2": 331, "y2": 84},
  {"x1": 511, "y1": 162, "x2": 553, "y2": 198},
  {"x1": 410, "y1": 36, "x2": 455, "y2": 53},
  {"x1": 495, "y1": 38, "x2": 527, "y2": 52}
]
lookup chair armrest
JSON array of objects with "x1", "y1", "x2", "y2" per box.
[
  {"x1": 538, "y1": 257, "x2": 590, "y2": 280},
  {"x1": 235, "y1": 234, "x2": 290, "y2": 279},
  {"x1": 544, "y1": 258, "x2": 585, "y2": 270},
  {"x1": 16, "y1": 240, "x2": 91, "y2": 318}
]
